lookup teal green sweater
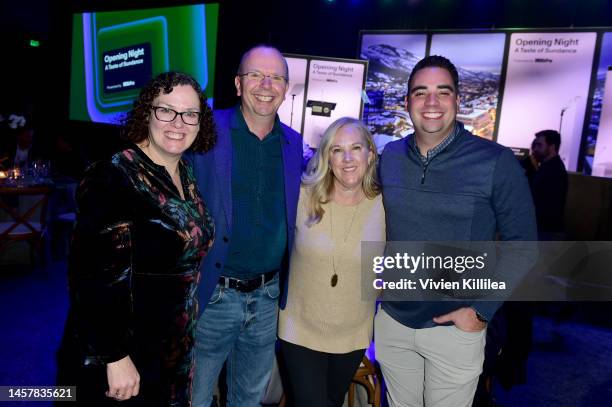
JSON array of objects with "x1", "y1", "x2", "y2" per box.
[{"x1": 224, "y1": 108, "x2": 287, "y2": 279}]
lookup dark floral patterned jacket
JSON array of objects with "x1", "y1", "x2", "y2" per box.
[{"x1": 58, "y1": 147, "x2": 214, "y2": 406}]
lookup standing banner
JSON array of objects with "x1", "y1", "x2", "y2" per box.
[
  {"x1": 277, "y1": 56, "x2": 308, "y2": 134},
  {"x1": 302, "y1": 59, "x2": 366, "y2": 147},
  {"x1": 277, "y1": 55, "x2": 367, "y2": 148},
  {"x1": 359, "y1": 33, "x2": 427, "y2": 151},
  {"x1": 592, "y1": 66, "x2": 612, "y2": 177},
  {"x1": 497, "y1": 32, "x2": 597, "y2": 171},
  {"x1": 589, "y1": 32, "x2": 612, "y2": 177},
  {"x1": 430, "y1": 33, "x2": 506, "y2": 140}
]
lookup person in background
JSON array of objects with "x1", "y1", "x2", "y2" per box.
[
  {"x1": 0, "y1": 113, "x2": 26, "y2": 169},
  {"x1": 0, "y1": 125, "x2": 43, "y2": 170},
  {"x1": 278, "y1": 117, "x2": 385, "y2": 407},
  {"x1": 480, "y1": 130, "x2": 568, "y2": 406},
  {"x1": 191, "y1": 45, "x2": 303, "y2": 407},
  {"x1": 13, "y1": 126, "x2": 37, "y2": 166},
  {"x1": 56, "y1": 71, "x2": 216, "y2": 406},
  {"x1": 530, "y1": 129, "x2": 568, "y2": 239}
]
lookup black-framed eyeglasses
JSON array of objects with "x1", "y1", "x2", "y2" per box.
[
  {"x1": 150, "y1": 106, "x2": 202, "y2": 125},
  {"x1": 238, "y1": 71, "x2": 287, "y2": 85}
]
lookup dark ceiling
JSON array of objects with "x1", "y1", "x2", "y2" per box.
[{"x1": 2, "y1": 0, "x2": 612, "y2": 159}]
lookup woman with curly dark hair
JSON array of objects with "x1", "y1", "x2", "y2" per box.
[{"x1": 57, "y1": 72, "x2": 216, "y2": 406}]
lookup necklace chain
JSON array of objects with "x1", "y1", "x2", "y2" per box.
[{"x1": 329, "y1": 201, "x2": 360, "y2": 287}]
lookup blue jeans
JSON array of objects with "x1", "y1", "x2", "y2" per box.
[{"x1": 192, "y1": 274, "x2": 279, "y2": 407}]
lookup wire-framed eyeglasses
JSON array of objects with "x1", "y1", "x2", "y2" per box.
[{"x1": 238, "y1": 71, "x2": 287, "y2": 85}]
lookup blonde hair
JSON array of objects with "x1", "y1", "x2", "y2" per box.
[{"x1": 302, "y1": 117, "x2": 380, "y2": 226}]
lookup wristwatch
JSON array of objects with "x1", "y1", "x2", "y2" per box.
[{"x1": 472, "y1": 308, "x2": 488, "y2": 323}]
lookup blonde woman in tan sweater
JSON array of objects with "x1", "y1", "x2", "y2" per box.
[{"x1": 278, "y1": 117, "x2": 385, "y2": 407}]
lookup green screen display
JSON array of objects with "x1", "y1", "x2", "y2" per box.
[{"x1": 70, "y1": 3, "x2": 218, "y2": 124}]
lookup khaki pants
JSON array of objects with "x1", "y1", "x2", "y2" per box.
[{"x1": 375, "y1": 308, "x2": 486, "y2": 407}]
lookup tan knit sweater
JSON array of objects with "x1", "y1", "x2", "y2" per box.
[{"x1": 278, "y1": 188, "x2": 386, "y2": 353}]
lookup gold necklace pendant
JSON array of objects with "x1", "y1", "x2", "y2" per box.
[{"x1": 329, "y1": 199, "x2": 361, "y2": 289}]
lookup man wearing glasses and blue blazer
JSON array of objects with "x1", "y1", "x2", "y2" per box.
[{"x1": 190, "y1": 45, "x2": 303, "y2": 407}]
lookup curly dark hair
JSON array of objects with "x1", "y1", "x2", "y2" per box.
[{"x1": 122, "y1": 71, "x2": 216, "y2": 152}]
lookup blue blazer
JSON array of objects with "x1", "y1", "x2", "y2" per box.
[{"x1": 191, "y1": 107, "x2": 303, "y2": 315}]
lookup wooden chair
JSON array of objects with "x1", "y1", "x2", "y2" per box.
[
  {"x1": 348, "y1": 355, "x2": 382, "y2": 407},
  {"x1": 0, "y1": 185, "x2": 51, "y2": 266}
]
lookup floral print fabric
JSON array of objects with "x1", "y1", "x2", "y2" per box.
[{"x1": 58, "y1": 146, "x2": 214, "y2": 406}]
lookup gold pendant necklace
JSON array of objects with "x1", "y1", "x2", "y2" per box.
[{"x1": 329, "y1": 200, "x2": 360, "y2": 287}]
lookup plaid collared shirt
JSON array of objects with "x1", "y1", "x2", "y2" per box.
[{"x1": 411, "y1": 122, "x2": 461, "y2": 165}]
